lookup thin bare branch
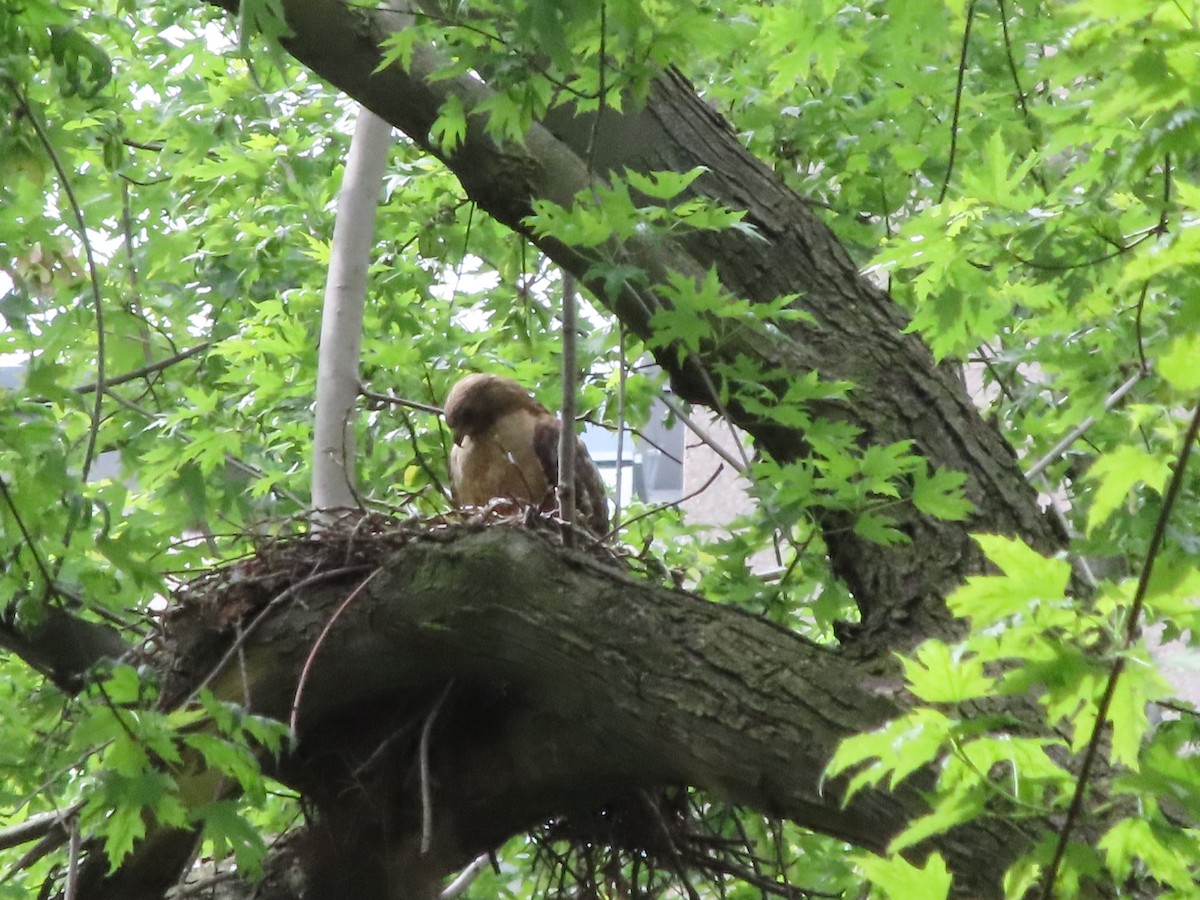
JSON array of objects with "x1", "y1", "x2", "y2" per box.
[
  {"x1": 6, "y1": 80, "x2": 107, "y2": 484},
  {"x1": 440, "y1": 854, "x2": 491, "y2": 899},
  {"x1": 558, "y1": 273, "x2": 580, "y2": 537},
  {"x1": 288, "y1": 567, "x2": 382, "y2": 735},
  {"x1": 1025, "y1": 371, "x2": 1144, "y2": 480},
  {"x1": 609, "y1": 464, "x2": 723, "y2": 539},
  {"x1": 0, "y1": 806, "x2": 78, "y2": 854},
  {"x1": 71, "y1": 343, "x2": 210, "y2": 395},
  {"x1": 938, "y1": 0, "x2": 978, "y2": 203},
  {"x1": 1040, "y1": 401, "x2": 1200, "y2": 897},
  {"x1": 360, "y1": 385, "x2": 444, "y2": 416},
  {"x1": 659, "y1": 395, "x2": 747, "y2": 474}
]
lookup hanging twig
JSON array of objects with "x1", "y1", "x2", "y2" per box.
[
  {"x1": 996, "y1": 0, "x2": 1046, "y2": 192},
  {"x1": 7, "y1": 80, "x2": 107, "y2": 486},
  {"x1": 288, "y1": 567, "x2": 382, "y2": 735},
  {"x1": 0, "y1": 475, "x2": 56, "y2": 595},
  {"x1": 938, "y1": 0, "x2": 978, "y2": 203},
  {"x1": 420, "y1": 681, "x2": 455, "y2": 855}
]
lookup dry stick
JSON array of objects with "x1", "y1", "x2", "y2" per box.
[
  {"x1": 419, "y1": 681, "x2": 454, "y2": 856},
  {"x1": 1024, "y1": 371, "x2": 1144, "y2": 480},
  {"x1": 235, "y1": 621, "x2": 253, "y2": 708},
  {"x1": 640, "y1": 792, "x2": 703, "y2": 900},
  {"x1": 181, "y1": 566, "x2": 370, "y2": 709},
  {"x1": 288, "y1": 567, "x2": 382, "y2": 736},
  {"x1": 1038, "y1": 401, "x2": 1200, "y2": 899},
  {"x1": 440, "y1": 854, "x2": 491, "y2": 899}
]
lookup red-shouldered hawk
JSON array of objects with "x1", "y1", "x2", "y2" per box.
[{"x1": 443, "y1": 373, "x2": 610, "y2": 536}]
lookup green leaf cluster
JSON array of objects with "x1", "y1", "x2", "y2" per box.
[{"x1": 831, "y1": 535, "x2": 1200, "y2": 896}]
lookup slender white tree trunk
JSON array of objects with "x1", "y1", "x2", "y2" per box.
[{"x1": 311, "y1": 106, "x2": 392, "y2": 513}]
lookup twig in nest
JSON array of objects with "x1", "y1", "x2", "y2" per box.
[
  {"x1": 609, "y1": 463, "x2": 724, "y2": 539},
  {"x1": 641, "y1": 791, "x2": 702, "y2": 900}
]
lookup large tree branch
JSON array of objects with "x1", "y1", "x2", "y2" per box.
[
  {"x1": 143, "y1": 527, "x2": 1029, "y2": 899},
  {"x1": 203, "y1": 0, "x2": 1064, "y2": 646},
  {"x1": 0, "y1": 606, "x2": 130, "y2": 693}
]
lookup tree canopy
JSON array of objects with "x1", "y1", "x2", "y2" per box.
[{"x1": 2, "y1": 1, "x2": 1200, "y2": 898}]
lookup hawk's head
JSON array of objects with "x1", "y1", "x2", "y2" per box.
[{"x1": 443, "y1": 373, "x2": 546, "y2": 445}]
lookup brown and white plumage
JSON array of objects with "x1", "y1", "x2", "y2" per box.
[{"x1": 443, "y1": 373, "x2": 610, "y2": 536}]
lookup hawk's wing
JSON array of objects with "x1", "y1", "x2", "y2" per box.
[{"x1": 532, "y1": 418, "x2": 610, "y2": 537}]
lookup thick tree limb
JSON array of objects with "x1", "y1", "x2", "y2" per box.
[
  {"x1": 0, "y1": 607, "x2": 130, "y2": 693},
  {"x1": 169, "y1": 528, "x2": 1026, "y2": 898}
]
